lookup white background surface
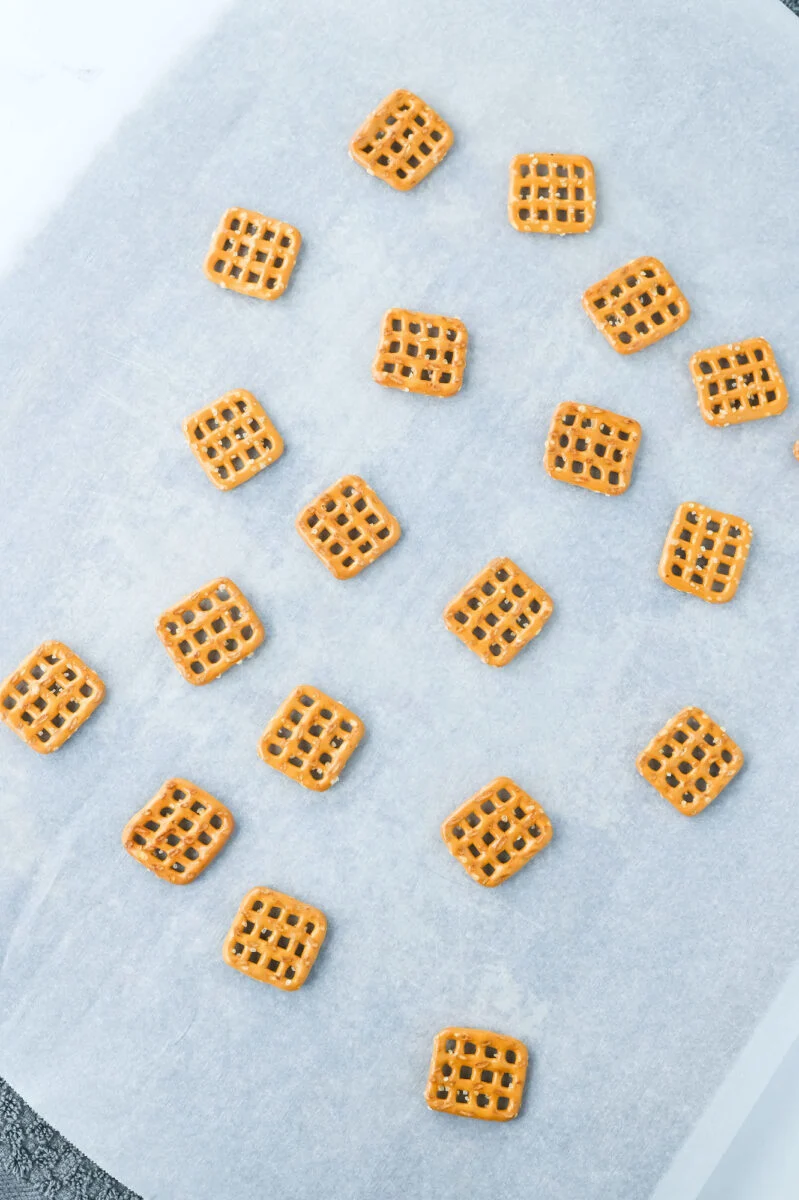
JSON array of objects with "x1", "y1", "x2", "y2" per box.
[{"x1": 1, "y1": 2, "x2": 798, "y2": 1197}]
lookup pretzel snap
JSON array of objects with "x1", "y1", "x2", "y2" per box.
[
  {"x1": 0, "y1": 641, "x2": 104, "y2": 754},
  {"x1": 426, "y1": 1028, "x2": 528, "y2": 1121}
]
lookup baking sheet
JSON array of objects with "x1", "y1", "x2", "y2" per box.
[{"x1": 1, "y1": 1, "x2": 799, "y2": 1197}]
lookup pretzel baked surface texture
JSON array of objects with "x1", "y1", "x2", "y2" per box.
[
  {"x1": 544, "y1": 402, "x2": 641, "y2": 495},
  {"x1": 0, "y1": 641, "x2": 104, "y2": 754},
  {"x1": 441, "y1": 777, "x2": 552, "y2": 887},
  {"x1": 637, "y1": 707, "x2": 743, "y2": 816},
  {"x1": 296, "y1": 474, "x2": 401, "y2": 579},
  {"x1": 184, "y1": 390, "x2": 283, "y2": 490},
  {"x1": 426, "y1": 1028, "x2": 528, "y2": 1122},
  {"x1": 444, "y1": 557, "x2": 553, "y2": 667},
  {"x1": 372, "y1": 309, "x2": 468, "y2": 398},
  {"x1": 204, "y1": 208, "x2": 301, "y2": 300},
  {"x1": 689, "y1": 338, "x2": 788, "y2": 427},
  {"x1": 122, "y1": 778, "x2": 233, "y2": 883},
  {"x1": 156, "y1": 577, "x2": 264, "y2": 684},
  {"x1": 508, "y1": 154, "x2": 595, "y2": 234},
  {"x1": 223, "y1": 887, "x2": 327, "y2": 990},
  {"x1": 582, "y1": 256, "x2": 690, "y2": 354},
  {"x1": 349, "y1": 89, "x2": 453, "y2": 191},
  {"x1": 659, "y1": 502, "x2": 752, "y2": 604},
  {"x1": 258, "y1": 685, "x2": 364, "y2": 791}
]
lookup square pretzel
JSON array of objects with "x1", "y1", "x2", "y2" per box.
[
  {"x1": 204, "y1": 208, "x2": 301, "y2": 300},
  {"x1": 296, "y1": 474, "x2": 401, "y2": 579},
  {"x1": 444, "y1": 557, "x2": 553, "y2": 668},
  {"x1": 544, "y1": 402, "x2": 641, "y2": 495},
  {"x1": 257, "y1": 685, "x2": 364, "y2": 792},
  {"x1": 122, "y1": 778, "x2": 233, "y2": 884},
  {"x1": 508, "y1": 153, "x2": 595, "y2": 234},
  {"x1": 0, "y1": 641, "x2": 104, "y2": 754},
  {"x1": 372, "y1": 308, "x2": 468, "y2": 398},
  {"x1": 223, "y1": 887, "x2": 327, "y2": 991},
  {"x1": 442, "y1": 777, "x2": 552, "y2": 887},
  {"x1": 582, "y1": 256, "x2": 690, "y2": 354},
  {"x1": 156, "y1": 577, "x2": 264, "y2": 684},
  {"x1": 659, "y1": 502, "x2": 752, "y2": 604},
  {"x1": 637, "y1": 707, "x2": 743, "y2": 816},
  {"x1": 184, "y1": 390, "x2": 283, "y2": 490},
  {"x1": 426, "y1": 1028, "x2": 528, "y2": 1122},
  {"x1": 690, "y1": 338, "x2": 788, "y2": 427},
  {"x1": 349, "y1": 89, "x2": 453, "y2": 191}
]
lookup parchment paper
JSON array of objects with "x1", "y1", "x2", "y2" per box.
[{"x1": 1, "y1": 1, "x2": 798, "y2": 1197}]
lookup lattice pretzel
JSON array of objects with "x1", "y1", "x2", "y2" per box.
[
  {"x1": 444, "y1": 557, "x2": 553, "y2": 668},
  {"x1": 223, "y1": 887, "x2": 327, "y2": 991},
  {"x1": 426, "y1": 1028, "x2": 528, "y2": 1122},
  {"x1": 441, "y1": 777, "x2": 552, "y2": 887},
  {"x1": 637, "y1": 707, "x2": 743, "y2": 816},
  {"x1": 658, "y1": 502, "x2": 752, "y2": 604},
  {"x1": 0, "y1": 641, "x2": 104, "y2": 754},
  {"x1": 296, "y1": 474, "x2": 401, "y2": 579},
  {"x1": 689, "y1": 338, "x2": 788, "y2": 427},
  {"x1": 204, "y1": 208, "x2": 301, "y2": 300},
  {"x1": 349, "y1": 89, "x2": 453, "y2": 191},
  {"x1": 183, "y1": 390, "x2": 283, "y2": 490},
  {"x1": 156, "y1": 577, "x2": 264, "y2": 684},
  {"x1": 582, "y1": 256, "x2": 690, "y2": 354},
  {"x1": 372, "y1": 308, "x2": 468, "y2": 398},
  {"x1": 122, "y1": 778, "x2": 233, "y2": 883},
  {"x1": 508, "y1": 153, "x2": 595, "y2": 234},
  {"x1": 544, "y1": 402, "x2": 641, "y2": 495},
  {"x1": 257, "y1": 685, "x2": 364, "y2": 792}
]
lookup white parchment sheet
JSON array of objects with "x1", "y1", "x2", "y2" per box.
[{"x1": 1, "y1": 1, "x2": 798, "y2": 1197}]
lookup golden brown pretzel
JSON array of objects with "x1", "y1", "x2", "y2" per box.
[
  {"x1": 349, "y1": 89, "x2": 453, "y2": 191},
  {"x1": 296, "y1": 474, "x2": 400, "y2": 579},
  {"x1": 689, "y1": 338, "x2": 788, "y2": 426},
  {"x1": 544, "y1": 402, "x2": 641, "y2": 495},
  {"x1": 0, "y1": 641, "x2": 104, "y2": 754},
  {"x1": 156, "y1": 577, "x2": 264, "y2": 684},
  {"x1": 122, "y1": 778, "x2": 233, "y2": 883},
  {"x1": 582, "y1": 256, "x2": 690, "y2": 354},
  {"x1": 258, "y1": 684, "x2": 364, "y2": 791},
  {"x1": 204, "y1": 208, "x2": 301, "y2": 300},
  {"x1": 441, "y1": 777, "x2": 552, "y2": 886},
  {"x1": 184, "y1": 390, "x2": 283, "y2": 490},
  {"x1": 443, "y1": 557, "x2": 553, "y2": 667},
  {"x1": 658, "y1": 502, "x2": 752, "y2": 604},
  {"x1": 508, "y1": 153, "x2": 595, "y2": 233},
  {"x1": 425, "y1": 1028, "x2": 529, "y2": 1121},
  {"x1": 637, "y1": 707, "x2": 743, "y2": 815},
  {"x1": 223, "y1": 887, "x2": 327, "y2": 990},
  {"x1": 372, "y1": 308, "x2": 468, "y2": 398}
]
